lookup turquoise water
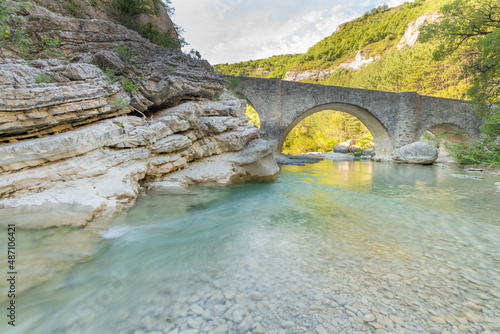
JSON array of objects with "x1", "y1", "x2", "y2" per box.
[{"x1": 2, "y1": 160, "x2": 500, "y2": 334}]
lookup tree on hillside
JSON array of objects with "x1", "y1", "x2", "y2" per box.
[
  {"x1": 419, "y1": 0, "x2": 500, "y2": 114},
  {"x1": 420, "y1": 0, "x2": 500, "y2": 166}
]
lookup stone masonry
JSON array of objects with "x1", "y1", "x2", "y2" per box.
[{"x1": 228, "y1": 76, "x2": 482, "y2": 160}]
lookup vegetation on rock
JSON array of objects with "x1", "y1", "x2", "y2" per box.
[
  {"x1": 113, "y1": 0, "x2": 185, "y2": 49},
  {"x1": 214, "y1": 0, "x2": 453, "y2": 78}
]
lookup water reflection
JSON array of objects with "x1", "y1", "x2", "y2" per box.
[{"x1": 1, "y1": 160, "x2": 499, "y2": 334}]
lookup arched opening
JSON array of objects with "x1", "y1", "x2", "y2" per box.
[
  {"x1": 421, "y1": 123, "x2": 472, "y2": 162},
  {"x1": 282, "y1": 110, "x2": 373, "y2": 155},
  {"x1": 279, "y1": 103, "x2": 393, "y2": 158},
  {"x1": 245, "y1": 103, "x2": 260, "y2": 128}
]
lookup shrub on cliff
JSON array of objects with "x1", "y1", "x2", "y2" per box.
[
  {"x1": 113, "y1": 0, "x2": 162, "y2": 16},
  {"x1": 113, "y1": 0, "x2": 184, "y2": 49}
]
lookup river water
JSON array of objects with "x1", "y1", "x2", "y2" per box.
[{"x1": 2, "y1": 160, "x2": 500, "y2": 334}]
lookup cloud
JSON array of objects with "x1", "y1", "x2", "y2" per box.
[{"x1": 169, "y1": 0, "x2": 411, "y2": 64}]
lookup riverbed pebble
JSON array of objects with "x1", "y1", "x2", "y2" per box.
[{"x1": 79, "y1": 198, "x2": 500, "y2": 334}]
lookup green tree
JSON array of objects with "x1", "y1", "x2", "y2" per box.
[
  {"x1": 0, "y1": 0, "x2": 11, "y2": 40},
  {"x1": 420, "y1": 0, "x2": 500, "y2": 166},
  {"x1": 420, "y1": 0, "x2": 500, "y2": 114}
]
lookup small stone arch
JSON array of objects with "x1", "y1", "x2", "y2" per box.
[
  {"x1": 423, "y1": 123, "x2": 472, "y2": 144},
  {"x1": 419, "y1": 123, "x2": 473, "y2": 161},
  {"x1": 279, "y1": 102, "x2": 393, "y2": 156},
  {"x1": 242, "y1": 97, "x2": 261, "y2": 129}
]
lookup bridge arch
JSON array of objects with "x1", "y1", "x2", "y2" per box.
[
  {"x1": 419, "y1": 123, "x2": 472, "y2": 144},
  {"x1": 279, "y1": 103, "x2": 393, "y2": 156},
  {"x1": 244, "y1": 98, "x2": 261, "y2": 128},
  {"x1": 418, "y1": 123, "x2": 473, "y2": 159}
]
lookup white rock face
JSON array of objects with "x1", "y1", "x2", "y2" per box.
[
  {"x1": 337, "y1": 50, "x2": 381, "y2": 71},
  {"x1": 0, "y1": 92, "x2": 278, "y2": 228},
  {"x1": 398, "y1": 12, "x2": 441, "y2": 49},
  {"x1": 284, "y1": 68, "x2": 336, "y2": 82},
  {"x1": 391, "y1": 141, "x2": 439, "y2": 165},
  {"x1": 284, "y1": 49, "x2": 380, "y2": 82},
  {"x1": 284, "y1": 12, "x2": 441, "y2": 83},
  {"x1": 158, "y1": 139, "x2": 279, "y2": 187}
]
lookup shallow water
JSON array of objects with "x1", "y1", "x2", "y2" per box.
[{"x1": 2, "y1": 160, "x2": 500, "y2": 334}]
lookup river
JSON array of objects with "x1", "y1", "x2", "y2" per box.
[{"x1": 2, "y1": 160, "x2": 500, "y2": 334}]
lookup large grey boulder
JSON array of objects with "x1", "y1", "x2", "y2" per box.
[{"x1": 392, "y1": 141, "x2": 438, "y2": 165}]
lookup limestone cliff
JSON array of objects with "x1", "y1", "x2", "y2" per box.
[{"x1": 283, "y1": 49, "x2": 380, "y2": 81}]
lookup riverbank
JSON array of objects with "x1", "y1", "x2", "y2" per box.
[{"x1": 277, "y1": 152, "x2": 500, "y2": 177}]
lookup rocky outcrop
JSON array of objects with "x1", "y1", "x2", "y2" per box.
[
  {"x1": 284, "y1": 49, "x2": 380, "y2": 82},
  {"x1": 0, "y1": 91, "x2": 278, "y2": 228},
  {"x1": 0, "y1": 58, "x2": 129, "y2": 143},
  {"x1": 0, "y1": 2, "x2": 230, "y2": 136},
  {"x1": 155, "y1": 139, "x2": 278, "y2": 189},
  {"x1": 284, "y1": 12, "x2": 441, "y2": 83},
  {"x1": 284, "y1": 68, "x2": 335, "y2": 82},
  {"x1": 391, "y1": 141, "x2": 439, "y2": 165},
  {"x1": 132, "y1": 3, "x2": 177, "y2": 38},
  {"x1": 0, "y1": 3, "x2": 279, "y2": 230},
  {"x1": 30, "y1": 0, "x2": 177, "y2": 39},
  {"x1": 337, "y1": 49, "x2": 381, "y2": 71},
  {"x1": 7, "y1": 2, "x2": 225, "y2": 109},
  {"x1": 398, "y1": 12, "x2": 440, "y2": 49}
]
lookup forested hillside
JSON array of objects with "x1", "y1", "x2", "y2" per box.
[
  {"x1": 214, "y1": 0, "x2": 454, "y2": 85},
  {"x1": 216, "y1": 0, "x2": 500, "y2": 166}
]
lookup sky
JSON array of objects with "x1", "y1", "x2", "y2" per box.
[{"x1": 168, "y1": 0, "x2": 414, "y2": 65}]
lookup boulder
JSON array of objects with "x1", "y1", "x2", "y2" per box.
[
  {"x1": 391, "y1": 141, "x2": 438, "y2": 165},
  {"x1": 333, "y1": 146, "x2": 349, "y2": 153},
  {"x1": 333, "y1": 139, "x2": 356, "y2": 153},
  {"x1": 349, "y1": 145, "x2": 362, "y2": 153},
  {"x1": 362, "y1": 148, "x2": 375, "y2": 157}
]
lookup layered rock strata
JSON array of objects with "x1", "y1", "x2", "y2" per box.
[
  {"x1": 0, "y1": 90, "x2": 278, "y2": 228},
  {"x1": 11, "y1": 3, "x2": 226, "y2": 108},
  {"x1": 0, "y1": 3, "x2": 279, "y2": 229},
  {"x1": 0, "y1": 58, "x2": 129, "y2": 142}
]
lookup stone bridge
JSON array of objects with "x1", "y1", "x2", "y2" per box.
[{"x1": 227, "y1": 76, "x2": 482, "y2": 159}]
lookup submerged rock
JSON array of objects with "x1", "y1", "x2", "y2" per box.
[
  {"x1": 450, "y1": 174, "x2": 484, "y2": 180},
  {"x1": 391, "y1": 141, "x2": 438, "y2": 165},
  {"x1": 275, "y1": 154, "x2": 324, "y2": 165}
]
